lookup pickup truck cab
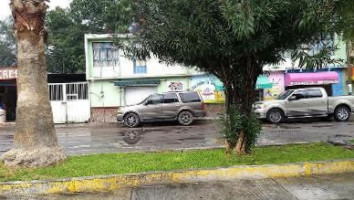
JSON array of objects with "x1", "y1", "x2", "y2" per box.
[{"x1": 254, "y1": 87, "x2": 354, "y2": 123}]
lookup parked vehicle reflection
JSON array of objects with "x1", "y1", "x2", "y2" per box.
[{"x1": 122, "y1": 129, "x2": 142, "y2": 145}]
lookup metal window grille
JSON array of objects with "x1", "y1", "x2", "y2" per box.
[
  {"x1": 49, "y1": 84, "x2": 63, "y2": 101},
  {"x1": 49, "y1": 83, "x2": 88, "y2": 101},
  {"x1": 66, "y1": 83, "x2": 88, "y2": 101}
]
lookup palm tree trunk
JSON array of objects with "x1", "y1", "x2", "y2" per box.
[{"x1": 1, "y1": 0, "x2": 66, "y2": 168}]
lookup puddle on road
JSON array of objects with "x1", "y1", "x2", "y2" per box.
[
  {"x1": 334, "y1": 134, "x2": 353, "y2": 138},
  {"x1": 277, "y1": 125, "x2": 301, "y2": 129},
  {"x1": 311, "y1": 125, "x2": 333, "y2": 128},
  {"x1": 178, "y1": 136, "x2": 204, "y2": 141}
]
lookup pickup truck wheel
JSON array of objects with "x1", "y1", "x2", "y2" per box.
[
  {"x1": 178, "y1": 111, "x2": 194, "y2": 126},
  {"x1": 334, "y1": 106, "x2": 351, "y2": 122},
  {"x1": 267, "y1": 109, "x2": 284, "y2": 124},
  {"x1": 123, "y1": 113, "x2": 140, "y2": 128}
]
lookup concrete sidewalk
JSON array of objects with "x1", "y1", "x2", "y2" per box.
[
  {"x1": 1, "y1": 159, "x2": 354, "y2": 196},
  {"x1": 28, "y1": 173, "x2": 354, "y2": 200}
]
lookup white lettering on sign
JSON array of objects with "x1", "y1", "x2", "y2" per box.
[
  {"x1": 0, "y1": 68, "x2": 18, "y2": 80},
  {"x1": 289, "y1": 80, "x2": 338, "y2": 86}
]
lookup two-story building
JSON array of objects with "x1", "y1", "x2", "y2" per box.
[
  {"x1": 85, "y1": 34, "x2": 349, "y2": 122},
  {"x1": 85, "y1": 34, "x2": 226, "y2": 122}
]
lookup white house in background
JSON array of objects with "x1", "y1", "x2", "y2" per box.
[{"x1": 85, "y1": 34, "x2": 226, "y2": 122}]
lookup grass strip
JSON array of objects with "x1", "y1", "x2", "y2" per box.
[{"x1": 0, "y1": 143, "x2": 354, "y2": 182}]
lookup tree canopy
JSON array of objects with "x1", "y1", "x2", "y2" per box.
[
  {"x1": 135, "y1": 0, "x2": 353, "y2": 153},
  {"x1": 45, "y1": 0, "x2": 134, "y2": 73},
  {"x1": 0, "y1": 17, "x2": 16, "y2": 67}
]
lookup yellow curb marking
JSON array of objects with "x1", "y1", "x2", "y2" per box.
[{"x1": 1, "y1": 160, "x2": 354, "y2": 195}]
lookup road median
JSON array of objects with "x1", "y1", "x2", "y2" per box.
[{"x1": 1, "y1": 159, "x2": 354, "y2": 195}]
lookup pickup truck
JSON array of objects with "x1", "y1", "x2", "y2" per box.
[{"x1": 254, "y1": 87, "x2": 354, "y2": 123}]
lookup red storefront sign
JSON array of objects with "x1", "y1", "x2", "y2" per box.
[{"x1": 0, "y1": 68, "x2": 17, "y2": 80}]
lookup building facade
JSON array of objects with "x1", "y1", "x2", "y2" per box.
[
  {"x1": 0, "y1": 66, "x2": 89, "y2": 123},
  {"x1": 257, "y1": 35, "x2": 349, "y2": 101},
  {"x1": 86, "y1": 34, "x2": 349, "y2": 122},
  {"x1": 85, "y1": 34, "x2": 226, "y2": 122}
]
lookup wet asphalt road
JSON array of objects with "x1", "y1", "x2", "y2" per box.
[
  {"x1": 1, "y1": 118, "x2": 354, "y2": 156},
  {"x1": 4, "y1": 173, "x2": 354, "y2": 200}
]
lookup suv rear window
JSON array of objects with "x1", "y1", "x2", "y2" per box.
[{"x1": 179, "y1": 92, "x2": 201, "y2": 103}]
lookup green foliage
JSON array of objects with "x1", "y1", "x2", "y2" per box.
[
  {"x1": 46, "y1": 0, "x2": 135, "y2": 73},
  {"x1": 291, "y1": 35, "x2": 345, "y2": 69},
  {"x1": 70, "y1": 0, "x2": 134, "y2": 33},
  {"x1": 46, "y1": 8, "x2": 86, "y2": 73},
  {"x1": 0, "y1": 17, "x2": 16, "y2": 67},
  {"x1": 1, "y1": 143, "x2": 354, "y2": 181},
  {"x1": 219, "y1": 106, "x2": 261, "y2": 150},
  {"x1": 135, "y1": 0, "x2": 351, "y2": 152},
  {"x1": 136, "y1": 0, "x2": 351, "y2": 72}
]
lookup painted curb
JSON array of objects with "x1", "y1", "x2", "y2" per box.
[{"x1": 1, "y1": 159, "x2": 354, "y2": 195}]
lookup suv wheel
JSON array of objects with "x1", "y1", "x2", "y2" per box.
[
  {"x1": 178, "y1": 111, "x2": 194, "y2": 126},
  {"x1": 123, "y1": 113, "x2": 140, "y2": 128},
  {"x1": 266, "y1": 108, "x2": 284, "y2": 124},
  {"x1": 334, "y1": 106, "x2": 350, "y2": 122}
]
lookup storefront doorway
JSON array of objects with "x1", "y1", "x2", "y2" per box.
[
  {"x1": 0, "y1": 81, "x2": 17, "y2": 121},
  {"x1": 0, "y1": 67, "x2": 17, "y2": 122}
]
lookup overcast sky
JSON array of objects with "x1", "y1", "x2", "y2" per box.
[{"x1": 0, "y1": 0, "x2": 72, "y2": 21}]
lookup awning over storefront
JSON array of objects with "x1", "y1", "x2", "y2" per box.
[
  {"x1": 285, "y1": 72, "x2": 339, "y2": 86},
  {"x1": 114, "y1": 79, "x2": 161, "y2": 87},
  {"x1": 256, "y1": 75, "x2": 273, "y2": 89}
]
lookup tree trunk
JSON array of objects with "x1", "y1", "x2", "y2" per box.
[
  {"x1": 223, "y1": 56, "x2": 261, "y2": 155},
  {"x1": 1, "y1": 0, "x2": 66, "y2": 168},
  {"x1": 235, "y1": 130, "x2": 246, "y2": 155},
  {"x1": 225, "y1": 140, "x2": 232, "y2": 155}
]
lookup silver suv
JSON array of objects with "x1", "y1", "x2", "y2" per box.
[{"x1": 117, "y1": 91, "x2": 207, "y2": 127}]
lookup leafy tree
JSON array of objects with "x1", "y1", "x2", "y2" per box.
[
  {"x1": 70, "y1": 0, "x2": 134, "y2": 33},
  {"x1": 46, "y1": 8, "x2": 86, "y2": 73},
  {"x1": 0, "y1": 17, "x2": 16, "y2": 67},
  {"x1": 135, "y1": 0, "x2": 352, "y2": 154},
  {"x1": 1, "y1": 0, "x2": 66, "y2": 168},
  {"x1": 46, "y1": 0, "x2": 135, "y2": 73}
]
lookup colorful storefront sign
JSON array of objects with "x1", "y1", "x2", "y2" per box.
[
  {"x1": 285, "y1": 72, "x2": 339, "y2": 86},
  {"x1": 263, "y1": 72, "x2": 285, "y2": 101},
  {"x1": 190, "y1": 75, "x2": 225, "y2": 103},
  {"x1": 256, "y1": 75, "x2": 273, "y2": 89},
  {"x1": 168, "y1": 81, "x2": 184, "y2": 91}
]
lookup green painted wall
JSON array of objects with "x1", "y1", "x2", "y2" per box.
[
  {"x1": 89, "y1": 80, "x2": 121, "y2": 107},
  {"x1": 333, "y1": 35, "x2": 347, "y2": 61},
  {"x1": 90, "y1": 77, "x2": 192, "y2": 107}
]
